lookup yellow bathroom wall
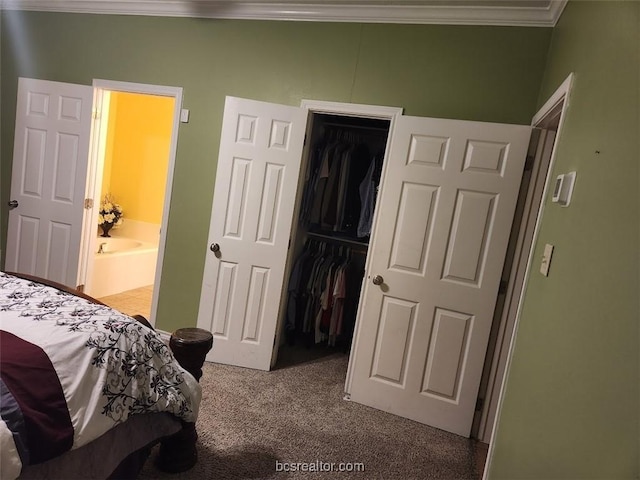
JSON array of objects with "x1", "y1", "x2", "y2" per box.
[
  {"x1": 101, "y1": 92, "x2": 174, "y2": 224},
  {"x1": 100, "y1": 93, "x2": 118, "y2": 197}
]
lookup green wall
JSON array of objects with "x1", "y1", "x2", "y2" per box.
[
  {"x1": 1, "y1": 3, "x2": 638, "y2": 479},
  {"x1": 489, "y1": 1, "x2": 639, "y2": 478},
  {"x1": 0, "y1": 11, "x2": 550, "y2": 332}
]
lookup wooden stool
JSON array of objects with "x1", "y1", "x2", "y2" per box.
[
  {"x1": 169, "y1": 327, "x2": 213, "y2": 382},
  {"x1": 157, "y1": 328, "x2": 213, "y2": 473}
]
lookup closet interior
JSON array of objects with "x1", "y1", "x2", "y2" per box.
[{"x1": 278, "y1": 113, "x2": 391, "y2": 363}]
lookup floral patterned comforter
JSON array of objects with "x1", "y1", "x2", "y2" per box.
[{"x1": 0, "y1": 272, "x2": 201, "y2": 479}]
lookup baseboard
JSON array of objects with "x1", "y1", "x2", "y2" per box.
[{"x1": 156, "y1": 329, "x2": 172, "y2": 345}]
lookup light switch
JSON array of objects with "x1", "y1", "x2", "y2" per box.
[
  {"x1": 540, "y1": 243, "x2": 554, "y2": 276},
  {"x1": 180, "y1": 108, "x2": 190, "y2": 123},
  {"x1": 551, "y1": 171, "x2": 576, "y2": 207}
]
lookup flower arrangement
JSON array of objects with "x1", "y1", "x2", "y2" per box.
[{"x1": 98, "y1": 193, "x2": 123, "y2": 237}]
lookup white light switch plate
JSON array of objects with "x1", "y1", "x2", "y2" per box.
[
  {"x1": 540, "y1": 243, "x2": 554, "y2": 276},
  {"x1": 180, "y1": 108, "x2": 190, "y2": 123}
]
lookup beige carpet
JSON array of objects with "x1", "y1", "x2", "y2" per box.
[{"x1": 139, "y1": 349, "x2": 487, "y2": 479}]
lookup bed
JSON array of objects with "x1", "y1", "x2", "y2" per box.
[{"x1": 0, "y1": 271, "x2": 205, "y2": 479}]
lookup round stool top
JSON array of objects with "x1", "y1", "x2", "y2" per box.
[{"x1": 171, "y1": 327, "x2": 213, "y2": 345}]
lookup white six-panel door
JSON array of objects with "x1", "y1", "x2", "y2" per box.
[
  {"x1": 346, "y1": 115, "x2": 531, "y2": 437},
  {"x1": 196, "y1": 97, "x2": 307, "y2": 370},
  {"x1": 6, "y1": 78, "x2": 93, "y2": 287}
]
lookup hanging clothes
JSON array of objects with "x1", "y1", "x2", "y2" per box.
[
  {"x1": 285, "y1": 239, "x2": 363, "y2": 348},
  {"x1": 328, "y1": 264, "x2": 346, "y2": 347},
  {"x1": 340, "y1": 143, "x2": 372, "y2": 237},
  {"x1": 300, "y1": 124, "x2": 382, "y2": 239},
  {"x1": 357, "y1": 151, "x2": 385, "y2": 238},
  {"x1": 357, "y1": 158, "x2": 376, "y2": 238},
  {"x1": 287, "y1": 117, "x2": 387, "y2": 352}
]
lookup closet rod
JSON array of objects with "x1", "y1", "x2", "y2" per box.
[
  {"x1": 323, "y1": 122, "x2": 389, "y2": 132},
  {"x1": 307, "y1": 232, "x2": 369, "y2": 251}
]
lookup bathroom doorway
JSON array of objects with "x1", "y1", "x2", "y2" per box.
[{"x1": 80, "y1": 80, "x2": 183, "y2": 326}]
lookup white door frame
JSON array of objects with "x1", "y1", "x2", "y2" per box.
[
  {"x1": 472, "y1": 127, "x2": 554, "y2": 440},
  {"x1": 483, "y1": 73, "x2": 574, "y2": 475},
  {"x1": 81, "y1": 79, "x2": 183, "y2": 326}
]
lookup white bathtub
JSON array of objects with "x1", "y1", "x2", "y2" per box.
[
  {"x1": 88, "y1": 235, "x2": 159, "y2": 298},
  {"x1": 96, "y1": 237, "x2": 144, "y2": 253}
]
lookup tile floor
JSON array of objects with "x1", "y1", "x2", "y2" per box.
[{"x1": 98, "y1": 285, "x2": 153, "y2": 320}]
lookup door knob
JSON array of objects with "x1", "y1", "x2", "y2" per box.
[
  {"x1": 209, "y1": 243, "x2": 220, "y2": 253},
  {"x1": 8, "y1": 200, "x2": 18, "y2": 209},
  {"x1": 372, "y1": 275, "x2": 384, "y2": 285}
]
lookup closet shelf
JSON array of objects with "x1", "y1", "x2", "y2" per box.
[{"x1": 323, "y1": 122, "x2": 389, "y2": 132}]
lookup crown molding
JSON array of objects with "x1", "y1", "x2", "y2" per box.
[{"x1": 0, "y1": 0, "x2": 567, "y2": 27}]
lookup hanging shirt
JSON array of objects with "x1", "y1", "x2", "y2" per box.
[
  {"x1": 357, "y1": 158, "x2": 376, "y2": 238},
  {"x1": 334, "y1": 147, "x2": 353, "y2": 232},
  {"x1": 341, "y1": 144, "x2": 371, "y2": 235},
  {"x1": 321, "y1": 143, "x2": 348, "y2": 229},
  {"x1": 309, "y1": 143, "x2": 335, "y2": 226},
  {"x1": 329, "y1": 265, "x2": 346, "y2": 346},
  {"x1": 299, "y1": 143, "x2": 325, "y2": 225},
  {"x1": 315, "y1": 262, "x2": 334, "y2": 344},
  {"x1": 303, "y1": 254, "x2": 325, "y2": 333}
]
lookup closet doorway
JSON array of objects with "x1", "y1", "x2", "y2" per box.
[
  {"x1": 275, "y1": 110, "x2": 392, "y2": 368},
  {"x1": 196, "y1": 99, "x2": 401, "y2": 372}
]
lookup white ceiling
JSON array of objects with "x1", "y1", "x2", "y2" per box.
[{"x1": 0, "y1": 0, "x2": 568, "y2": 26}]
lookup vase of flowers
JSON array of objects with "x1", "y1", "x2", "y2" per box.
[{"x1": 98, "y1": 193, "x2": 123, "y2": 237}]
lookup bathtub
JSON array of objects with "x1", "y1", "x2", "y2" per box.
[{"x1": 88, "y1": 235, "x2": 159, "y2": 298}]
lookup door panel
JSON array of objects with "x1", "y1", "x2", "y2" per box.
[
  {"x1": 423, "y1": 308, "x2": 471, "y2": 400},
  {"x1": 197, "y1": 97, "x2": 307, "y2": 371},
  {"x1": 371, "y1": 296, "x2": 416, "y2": 385},
  {"x1": 348, "y1": 115, "x2": 530, "y2": 437},
  {"x1": 443, "y1": 189, "x2": 496, "y2": 285},
  {"x1": 6, "y1": 78, "x2": 93, "y2": 287}
]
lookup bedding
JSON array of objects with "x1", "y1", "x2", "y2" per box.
[{"x1": 0, "y1": 272, "x2": 201, "y2": 479}]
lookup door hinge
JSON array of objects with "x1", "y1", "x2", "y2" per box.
[
  {"x1": 498, "y1": 279, "x2": 509, "y2": 295},
  {"x1": 84, "y1": 198, "x2": 94, "y2": 209},
  {"x1": 524, "y1": 154, "x2": 535, "y2": 171},
  {"x1": 475, "y1": 397, "x2": 484, "y2": 412},
  {"x1": 304, "y1": 134, "x2": 307, "y2": 146},
  {"x1": 92, "y1": 109, "x2": 101, "y2": 120}
]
